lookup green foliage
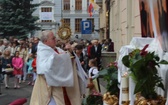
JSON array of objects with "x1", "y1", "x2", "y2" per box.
[
  {"x1": 0, "y1": 0, "x2": 40, "y2": 37},
  {"x1": 122, "y1": 44, "x2": 168, "y2": 99},
  {"x1": 82, "y1": 95, "x2": 103, "y2": 105},
  {"x1": 95, "y1": 62, "x2": 120, "y2": 97}
]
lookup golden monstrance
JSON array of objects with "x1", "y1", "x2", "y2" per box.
[{"x1": 57, "y1": 19, "x2": 72, "y2": 40}]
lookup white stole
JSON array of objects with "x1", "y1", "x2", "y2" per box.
[{"x1": 74, "y1": 52, "x2": 88, "y2": 94}]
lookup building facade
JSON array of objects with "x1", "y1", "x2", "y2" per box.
[
  {"x1": 32, "y1": 0, "x2": 100, "y2": 40},
  {"x1": 99, "y1": 0, "x2": 141, "y2": 57}
]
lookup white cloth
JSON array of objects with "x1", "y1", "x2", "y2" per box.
[
  {"x1": 118, "y1": 37, "x2": 155, "y2": 105},
  {"x1": 37, "y1": 41, "x2": 74, "y2": 87},
  {"x1": 129, "y1": 37, "x2": 154, "y2": 49},
  {"x1": 74, "y1": 52, "x2": 88, "y2": 94},
  {"x1": 147, "y1": 38, "x2": 164, "y2": 60},
  {"x1": 165, "y1": 54, "x2": 168, "y2": 105}
]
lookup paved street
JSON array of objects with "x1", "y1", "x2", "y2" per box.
[
  {"x1": 0, "y1": 77, "x2": 106, "y2": 105},
  {"x1": 0, "y1": 77, "x2": 33, "y2": 105}
]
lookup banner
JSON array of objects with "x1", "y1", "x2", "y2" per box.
[
  {"x1": 139, "y1": 0, "x2": 168, "y2": 51},
  {"x1": 40, "y1": 12, "x2": 52, "y2": 20},
  {"x1": 88, "y1": 0, "x2": 100, "y2": 17}
]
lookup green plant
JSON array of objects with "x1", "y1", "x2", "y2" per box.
[
  {"x1": 82, "y1": 90, "x2": 103, "y2": 105},
  {"x1": 95, "y1": 62, "x2": 120, "y2": 97},
  {"x1": 122, "y1": 44, "x2": 168, "y2": 99}
]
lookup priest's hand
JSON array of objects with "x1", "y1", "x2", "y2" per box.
[{"x1": 65, "y1": 43, "x2": 73, "y2": 53}]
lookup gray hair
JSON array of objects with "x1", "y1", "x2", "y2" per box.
[{"x1": 41, "y1": 30, "x2": 52, "y2": 42}]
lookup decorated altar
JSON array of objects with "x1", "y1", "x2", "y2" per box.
[{"x1": 117, "y1": 37, "x2": 168, "y2": 105}]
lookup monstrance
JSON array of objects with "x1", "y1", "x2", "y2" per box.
[{"x1": 57, "y1": 19, "x2": 72, "y2": 40}]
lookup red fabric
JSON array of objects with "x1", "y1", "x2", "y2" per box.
[
  {"x1": 62, "y1": 87, "x2": 71, "y2": 105},
  {"x1": 87, "y1": 45, "x2": 92, "y2": 58},
  {"x1": 9, "y1": 98, "x2": 27, "y2": 105},
  {"x1": 88, "y1": 3, "x2": 93, "y2": 17},
  {"x1": 54, "y1": 49, "x2": 71, "y2": 105},
  {"x1": 55, "y1": 49, "x2": 59, "y2": 54},
  {"x1": 32, "y1": 58, "x2": 36, "y2": 71}
]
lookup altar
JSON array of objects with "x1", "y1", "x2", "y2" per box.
[{"x1": 118, "y1": 37, "x2": 168, "y2": 105}]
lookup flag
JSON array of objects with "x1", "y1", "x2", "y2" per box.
[{"x1": 88, "y1": 0, "x2": 100, "y2": 17}]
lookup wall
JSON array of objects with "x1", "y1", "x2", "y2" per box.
[
  {"x1": 109, "y1": 0, "x2": 141, "y2": 58},
  {"x1": 99, "y1": 0, "x2": 107, "y2": 41}
]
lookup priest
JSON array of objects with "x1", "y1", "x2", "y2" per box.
[{"x1": 30, "y1": 30, "x2": 81, "y2": 105}]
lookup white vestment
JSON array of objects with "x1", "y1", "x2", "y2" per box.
[
  {"x1": 36, "y1": 41, "x2": 74, "y2": 87},
  {"x1": 30, "y1": 42, "x2": 81, "y2": 105}
]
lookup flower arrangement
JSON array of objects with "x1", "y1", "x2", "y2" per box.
[{"x1": 122, "y1": 44, "x2": 168, "y2": 100}]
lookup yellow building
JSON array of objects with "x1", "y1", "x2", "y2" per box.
[{"x1": 99, "y1": 0, "x2": 141, "y2": 56}]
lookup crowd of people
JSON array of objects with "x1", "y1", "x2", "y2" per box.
[
  {"x1": 0, "y1": 37, "x2": 39, "y2": 89},
  {"x1": 0, "y1": 31, "x2": 114, "y2": 105}
]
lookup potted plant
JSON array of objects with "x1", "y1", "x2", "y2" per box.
[
  {"x1": 122, "y1": 44, "x2": 168, "y2": 104},
  {"x1": 82, "y1": 91, "x2": 103, "y2": 105},
  {"x1": 95, "y1": 62, "x2": 119, "y2": 105}
]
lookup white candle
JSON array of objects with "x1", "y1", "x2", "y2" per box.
[
  {"x1": 122, "y1": 76, "x2": 129, "y2": 88},
  {"x1": 121, "y1": 76, "x2": 129, "y2": 103}
]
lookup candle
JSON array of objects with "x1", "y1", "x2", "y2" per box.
[{"x1": 121, "y1": 76, "x2": 129, "y2": 103}]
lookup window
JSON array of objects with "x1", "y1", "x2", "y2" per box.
[
  {"x1": 87, "y1": 18, "x2": 94, "y2": 32},
  {"x1": 75, "y1": 0, "x2": 82, "y2": 10},
  {"x1": 64, "y1": 0, "x2": 70, "y2": 10},
  {"x1": 41, "y1": 7, "x2": 52, "y2": 12},
  {"x1": 63, "y1": 19, "x2": 70, "y2": 27},
  {"x1": 41, "y1": 7, "x2": 52, "y2": 22},
  {"x1": 75, "y1": 18, "x2": 82, "y2": 32}
]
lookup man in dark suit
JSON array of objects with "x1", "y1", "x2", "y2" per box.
[
  {"x1": 90, "y1": 39, "x2": 102, "y2": 69},
  {"x1": 107, "y1": 38, "x2": 114, "y2": 52},
  {"x1": 31, "y1": 37, "x2": 39, "y2": 54}
]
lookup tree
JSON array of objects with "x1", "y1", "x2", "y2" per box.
[{"x1": 0, "y1": 0, "x2": 40, "y2": 37}]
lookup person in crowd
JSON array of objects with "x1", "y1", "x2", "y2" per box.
[
  {"x1": 107, "y1": 38, "x2": 114, "y2": 52},
  {"x1": 31, "y1": 37, "x2": 39, "y2": 54},
  {"x1": 10, "y1": 41, "x2": 19, "y2": 57},
  {"x1": 0, "y1": 53, "x2": 3, "y2": 83},
  {"x1": 101, "y1": 39, "x2": 108, "y2": 51},
  {"x1": 32, "y1": 53, "x2": 37, "y2": 85},
  {"x1": 74, "y1": 44, "x2": 85, "y2": 70},
  {"x1": 27, "y1": 42, "x2": 33, "y2": 54},
  {"x1": 0, "y1": 40, "x2": 4, "y2": 56},
  {"x1": 90, "y1": 39, "x2": 102, "y2": 70},
  {"x1": 2, "y1": 50, "x2": 13, "y2": 89},
  {"x1": 101, "y1": 39, "x2": 106, "y2": 51},
  {"x1": 12, "y1": 51, "x2": 23, "y2": 89},
  {"x1": 26, "y1": 53, "x2": 34, "y2": 86},
  {"x1": 18, "y1": 39, "x2": 25, "y2": 46},
  {"x1": 18, "y1": 43, "x2": 28, "y2": 83},
  {"x1": 0, "y1": 40, "x2": 3, "y2": 83},
  {"x1": 30, "y1": 30, "x2": 82, "y2": 105},
  {"x1": 73, "y1": 44, "x2": 88, "y2": 98},
  {"x1": 9, "y1": 36, "x2": 14, "y2": 43},
  {"x1": 1, "y1": 40, "x2": 11, "y2": 55},
  {"x1": 87, "y1": 59, "x2": 100, "y2": 94}
]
